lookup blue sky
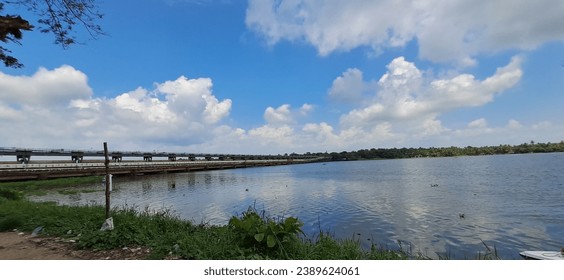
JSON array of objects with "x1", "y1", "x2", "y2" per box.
[{"x1": 1, "y1": 0, "x2": 563, "y2": 154}]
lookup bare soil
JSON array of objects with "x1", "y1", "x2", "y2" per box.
[{"x1": 0, "y1": 231, "x2": 152, "y2": 260}]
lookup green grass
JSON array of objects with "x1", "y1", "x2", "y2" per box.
[
  {"x1": 0, "y1": 177, "x2": 409, "y2": 259},
  {"x1": 0, "y1": 176, "x2": 103, "y2": 196},
  {"x1": 0, "y1": 197, "x2": 407, "y2": 260},
  {"x1": 57, "y1": 189, "x2": 100, "y2": 195}
]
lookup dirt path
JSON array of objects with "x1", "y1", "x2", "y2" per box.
[{"x1": 0, "y1": 231, "x2": 152, "y2": 260}]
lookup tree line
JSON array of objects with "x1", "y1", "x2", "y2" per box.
[{"x1": 304, "y1": 141, "x2": 564, "y2": 161}]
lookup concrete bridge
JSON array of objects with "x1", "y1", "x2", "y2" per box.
[
  {"x1": 0, "y1": 147, "x2": 319, "y2": 163},
  {"x1": 0, "y1": 147, "x2": 326, "y2": 181}
]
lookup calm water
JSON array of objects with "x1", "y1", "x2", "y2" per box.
[{"x1": 32, "y1": 153, "x2": 564, "y2": 259}]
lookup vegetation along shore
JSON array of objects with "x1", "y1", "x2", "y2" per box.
[
  {"x1": 0, "y1": 179, "x2": 410, "y2": 260},
  {"x1": 312, "y1": 141, "x2": 564, "y2": 161},
  {"x1": 4, "y1": 142, "x2": 563, "y2": 259}
]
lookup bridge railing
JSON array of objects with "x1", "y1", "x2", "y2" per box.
[{"x1": 0, "y1": 146, "x2": 324, "y2": 164}]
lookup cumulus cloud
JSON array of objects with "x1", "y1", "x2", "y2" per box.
[
  {"x1": 263, "y1": 103, "x2": 315, "y2": 126},
  {"x1": 299, "y1": 103, "x2": 313, "y2": 115},
  {"x1": 246, "y1": 0, "x2": 564, "y2": 64},
  {"x1": 264, "y1": 104, "x2": 293, "y2": 125},
  {"x1": 0, "y1": 61, "x2": 561, "y2": 155},
  {"x1": 154, "y1": 76, "x2": 231, "y2": 125},
  {"x1": 0, "y1": 67, "x2": 232, "y2": 150},
  {"x1": 328, "y1": 68, "x2": 367, "y2": 103},
  {"x1": 0, "y1": 65, "x2": 92, "y2": 105},
  {"x1": 248, "y1": 125, "x2": 295, "y2": 147},
  {"x1": 468, "y1": 118, "x2": 488, "y2": 129},
  {"x1": 340, "y1": 56, "x2": 522, "y2": 128}
]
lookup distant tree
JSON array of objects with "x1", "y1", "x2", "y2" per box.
[{"x1": 0, "y1": 0, "x2": 104, "y2": 68}]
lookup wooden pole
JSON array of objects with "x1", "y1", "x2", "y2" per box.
[{"x1": 103, "y1": 142, "x2": 110, "y2": 219}]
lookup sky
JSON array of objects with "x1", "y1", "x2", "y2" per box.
[{"x1": 1, "y1": 0, "x2": 563, "y2": 155}]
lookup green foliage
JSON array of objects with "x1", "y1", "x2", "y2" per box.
[
  {"x1": 0, "y1": 215, "x2": 24, "y2": 231},
  {"x1": 1, "y1": 0, "x2": 105, "y2": 68},
  {"x1": 317, "y1": 140, "x2": 564, "y2": 161},
  {"x1": 0, "y1": 199, "x2": 416, "y2": 259},
  {"x1": 0, "y1": 188, "x2": 24, "y2": 201},
  {"x1": 229, "y1": 207, "x2": 304, "y2": 253},
  {"x1": 57, "y1": 189, "x2": 100, "y2": 195},
  {"x1": 285, "y1": 232, "x2": 407, "y2": 260},
  {"x1": 0, "y1": 176, "x2": 103, "y2": 196}
]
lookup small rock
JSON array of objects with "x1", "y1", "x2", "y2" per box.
[{"x1": 67, "y1": 230, "x2": 73, "y2": 235}]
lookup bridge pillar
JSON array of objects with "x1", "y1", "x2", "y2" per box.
[
  {"x1": 16, "y1": 150, "x2": 31, "y2": 164},
  {"x1": 111, "y1": 153, "x2": 123, "y2": 162},
  {"x1": 71, "y1": 152, "x2": 84, "y2": 163}
]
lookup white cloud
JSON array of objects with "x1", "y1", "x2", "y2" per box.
[
  {"x1": 507, "y1": 119, "x2": 522, "y2": 129},
  {"x1": 0, "y1": 65, "x2": 92, "y2": 106},
  {"x1": 0, "y1": 62, "x2": 560, "y2": 155},
  {"x1": 340, "y1": 56, "x2": 522, "y2": 128},
  {"x1": 299, "y1": 103, "x2": 313, "y2": 115},
  {"x1": 263, "y1": 103, "x2": 315, "y2": 126},
  {"x1": 155, "y1": 76, "x2": 231, "y2": 125},
  {"x1": 328, "y1": 68, "x2": 366, "y2": 103},
  {"x1": 0, "y1": 67, "x2": 232, "y2": 150},
  {"x1": 419, "y1": 118, "x2": 449, "y2": 137},
  {"x1": 248, "y1": 125, "x2": 295, "y2": 148},
  {"x1": 162, "y1": 55, "x2": 541, "y2": 154},
  {"x1": 264, "y1": 104, "x2": 293, "y2": 125},
  {"x1": 246, "y1": 0, "x2": 564, "y2": 64},
  {"x1": 111, "y1": 87, "x2": 178, "y2": 123},
  {"x1": 468, "y1": 118, "x2": 488, "y2": 129},
  {"x1": 0, "y1": 103, "x2": 21, "y2": 121},
  {"x1": 532, "y1": 121, "x2": 551, "y2": 130}
]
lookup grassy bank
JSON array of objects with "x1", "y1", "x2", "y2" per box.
[
  {"x1": 0, "y1": 176, "x2": 103, "y2": 196},
  {"x1": 0, "y1": 187, "x2": 407, "y2": 260}
]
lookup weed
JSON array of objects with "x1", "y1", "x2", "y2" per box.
[
  {"x1": 0, "y1": 188, "x2": 24, "y2": 201},
  {"x1": 0, "y1": 176, "x2": 103, "y2": 196},
  {"x1": 0, "y1": 215, "x2": 24, "y2": 231},
  {"x1": 0, "y1": 199, "x2": 418, "y2": 260},
  {"x1": 58, "y1": 189, "x2": 100, "y2": 195},
  {"x1": 229, "y1": 207, "x2": 304, "y2": 256},
  {"x1": 478, "y1": 239, "x2": 500, "y2": 260}
]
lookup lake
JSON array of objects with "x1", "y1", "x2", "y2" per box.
[{"x1": 31, "y1": 152, "x2": 564, "y2": 259}]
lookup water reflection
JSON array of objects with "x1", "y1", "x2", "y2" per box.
[{"x1": 30, "y1": 153, "x2": 564, "y2": 259}]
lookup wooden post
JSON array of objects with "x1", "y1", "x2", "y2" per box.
[{"x1": 103, "y1": 142, "x2": 110, "y2": 219}]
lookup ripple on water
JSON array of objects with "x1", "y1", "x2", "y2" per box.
[{"x1": 29, "y1": 153, "x2": 564, "y2": 260}]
